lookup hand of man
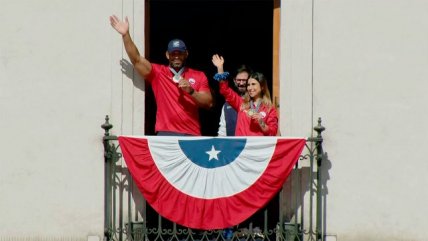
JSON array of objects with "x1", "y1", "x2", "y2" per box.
[
  {"x1": 110, "y1": 15, "x2": 129, "y2": 36},
  {"x1": 178, "y1": 78, "x2": 194, "y2": 95}
]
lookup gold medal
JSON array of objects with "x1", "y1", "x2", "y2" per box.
[{"x1": 247, "y1": 110, "x2": 254, "y2": 116}]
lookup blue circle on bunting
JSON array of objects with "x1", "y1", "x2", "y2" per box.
[{"x1": 178, "y1": 138, "x2": 247, "y2": 168}]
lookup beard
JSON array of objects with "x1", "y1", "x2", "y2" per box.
[
  {"x1": 237, "y1": 86, "x2": 247, "y2": 95},
  {"x1": 170, "y1": 61, "x2": 184, "y2": 69}
]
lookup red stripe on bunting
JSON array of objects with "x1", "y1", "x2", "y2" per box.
[{"x1": 118, "y1": 136, "x2": 306, "y2": 230}]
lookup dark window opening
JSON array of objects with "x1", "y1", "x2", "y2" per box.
[{"x1": 146, "y1": 0, "x2": 273, "y2": 137}]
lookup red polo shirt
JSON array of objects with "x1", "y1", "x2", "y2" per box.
[{"x1": 146, "y1": 64, "x2": 210, "y2": 135}]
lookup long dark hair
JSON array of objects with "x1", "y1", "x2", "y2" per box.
[{"x1": 242, "y1": 72, "x2": 273, "y2": 109}]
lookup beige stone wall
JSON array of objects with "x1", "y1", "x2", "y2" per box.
[
  {"x1": 0, "y1": 0, "x2": 145, "y2": 239},
  {"x1": 281, "y1": 0, "x2": 428, "y2": 240}
]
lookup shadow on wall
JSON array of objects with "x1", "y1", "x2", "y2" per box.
[
  {"x1": 120, "y1": 58, "x2": 145, "y2": 92},
  {"x1": 321, "y1": 152, "x2": 331, "y2": 237},
  {"x1": 280, "y1": 149, "x2": 331, "y2": 236}
]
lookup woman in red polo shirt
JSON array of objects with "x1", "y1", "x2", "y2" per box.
[{"x1": 212, "y1": 54, "x2": 278, "y2": 136}]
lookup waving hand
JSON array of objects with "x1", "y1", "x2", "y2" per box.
[{"x1": 110, "y1": 15, "x2": 129, "y2": 36}]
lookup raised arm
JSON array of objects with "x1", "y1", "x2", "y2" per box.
[
  {"x1": 212, "y1": 54, "x2": 224, "y2": 73},
  {"x1": 110, "y1": 15, "x2": 152, "y2": 78},
  {"x1": 212, "y1": 54, "x2": 242, "y2": 111}
]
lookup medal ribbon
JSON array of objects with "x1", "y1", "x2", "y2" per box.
[
  {"x1": 250, "y1": 100, "x2": 261, "y2": 113},
  {"x1": 169, "y1": 67, "x2": 185, "y2": 81}
]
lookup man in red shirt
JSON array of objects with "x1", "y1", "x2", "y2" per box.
[{"x1": 110, "y1": 15, "x2": 213, "y2": 136}]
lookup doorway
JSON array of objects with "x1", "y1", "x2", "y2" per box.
[{"x1": 145, "y1": 0, "x2": 274, "y2": 136}]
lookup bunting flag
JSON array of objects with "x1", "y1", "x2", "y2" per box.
[{"x1": 118, "y1": 136, "x2": 306, "y2": 230}]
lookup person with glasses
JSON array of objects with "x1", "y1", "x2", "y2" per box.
[
  {"x1": 212, "y1": 54, "x2": 278, "y2": 136},
  {"x1": 217, "y1": 64, "x2": 252, "y2": 136},
  {"x1": 110, "y1": 15, "x2": 213, "y2": 136}
]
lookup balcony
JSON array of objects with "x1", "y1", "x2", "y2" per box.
[{"x1": 101, "y1": 116, "x2": 326, "y2": 241}]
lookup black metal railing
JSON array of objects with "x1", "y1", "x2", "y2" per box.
[{"x1": 102, "y1": 116, "x2": 326, "y2": 241}]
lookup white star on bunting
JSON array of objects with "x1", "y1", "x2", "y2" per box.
[{"x1": 206, "y1": 145, "x2": 221, "y2": 161}]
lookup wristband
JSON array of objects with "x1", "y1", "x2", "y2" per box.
[{"x1": 213, "y1": 72, "x2": 230, "y2": 81}]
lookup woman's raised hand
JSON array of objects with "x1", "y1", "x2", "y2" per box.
[{"x1": 211, "y1": 54, "x2": 225, "y2": 72}]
